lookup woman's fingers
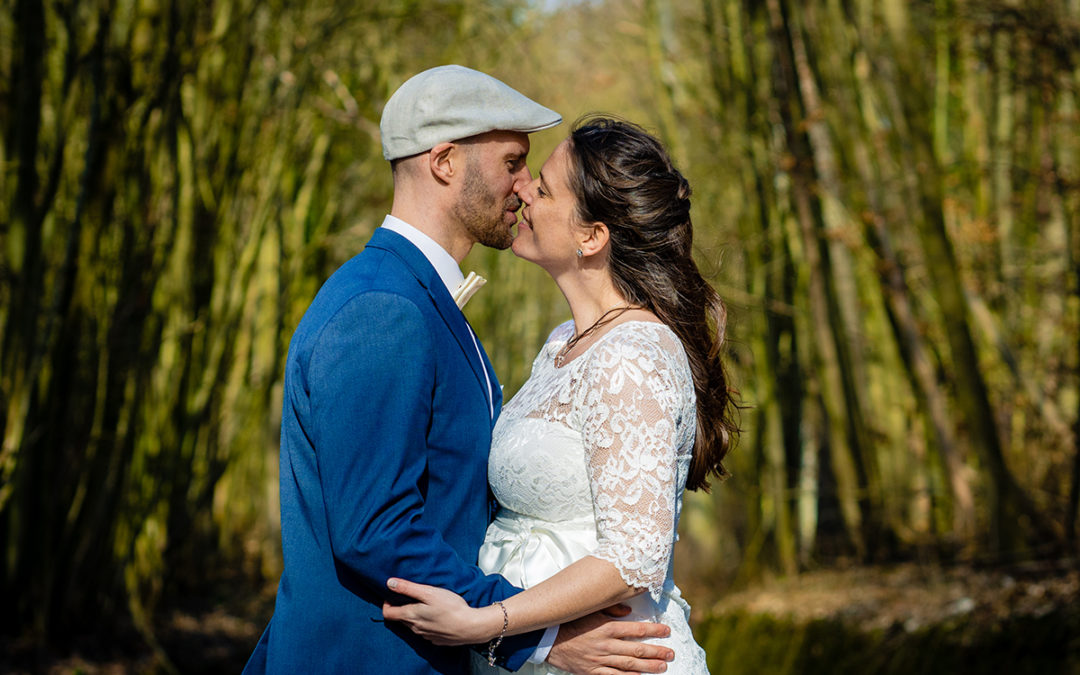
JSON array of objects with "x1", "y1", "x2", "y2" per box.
[
  {"x1": 381, "y1": 599, "x2": 410, "y2": 622},
  {"x1": 386, "y1": 577, "x2": 429, "y2": 600},
  {"x1": 382, "y1": 579, "x2": 482, "y2": 646},
  {"x1": 381, "y1": 579, "x2": 428, "y2": 624},
  {"x1": 382, "y1": 580, "x2": 453, "y2": 629},
  {"x1": 387, "y1": 577, "x2": 464, "y2": 610},
  {"x1": 382, "y1": 601, "x2": 464, "y2": 645}
]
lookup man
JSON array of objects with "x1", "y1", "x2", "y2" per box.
[{"x1": 243, "y1": 65, "x2": 674, "y2": 674}]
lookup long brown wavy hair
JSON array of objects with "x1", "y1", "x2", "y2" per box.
[{"x1": 566, "y1": 116, "x2": 737, "y2": 491}]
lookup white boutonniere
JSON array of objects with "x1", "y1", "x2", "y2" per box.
[{"x1": 452, "y1": 271, "x2": 486, "y2": 309}]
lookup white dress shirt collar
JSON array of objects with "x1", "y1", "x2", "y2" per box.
[{"x1": 380, "y1": 215, "x2": 464, "y2": 297}]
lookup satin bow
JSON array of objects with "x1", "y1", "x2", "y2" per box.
[
  {"x1": 453, "y1": 271, "x2": 486, "y2": 309},
  {"x1": 479, "y1": 512, "x2": 598, "y2": 589}
]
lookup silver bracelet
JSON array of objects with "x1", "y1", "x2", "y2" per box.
[{"x1": 485, "y1": 600, "x2": 509, "y2": 666}]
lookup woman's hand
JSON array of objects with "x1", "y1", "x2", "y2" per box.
[{"x1": 382, "y1": 578, "x2": 503, "y2": 646}]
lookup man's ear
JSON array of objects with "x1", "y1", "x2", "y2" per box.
[
  {"x1": 579, "y1": 221, "x2": 610, "y2": 258},
  {"x1": 428, "y1": 142, "x2": 458, "y2": 185}
]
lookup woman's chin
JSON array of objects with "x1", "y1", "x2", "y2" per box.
[
  {"x1": 509, "y1": 239, "x2": 527, "y2": 259},
  {"x1": 510, "y1": 238, "x2": 536, "y2": 263}
]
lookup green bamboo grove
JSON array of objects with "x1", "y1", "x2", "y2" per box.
[{"x1": 1, "y1": 0, "x2": 1078, "y2": 649}]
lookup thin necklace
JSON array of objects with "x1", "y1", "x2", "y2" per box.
[{"x1": 554, "y1": 305, "x2": 636, "y2": 368}]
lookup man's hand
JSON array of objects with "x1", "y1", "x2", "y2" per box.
[{"x1": 545, "y1": 606, "x2": 674, "y2": 675}]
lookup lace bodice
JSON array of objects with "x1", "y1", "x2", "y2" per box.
[{"x1": 488, "y1": 320, "x2": 696, "y2": 600}]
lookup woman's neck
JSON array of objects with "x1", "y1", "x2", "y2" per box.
[{"x1": 554, "y1": 269, "x2": 627, "y2": 337}]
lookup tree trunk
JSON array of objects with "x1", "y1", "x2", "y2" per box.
[
  {"x1": 765, "y1": 0, "x2": 872, "y2": 558},
  {"x1": 848, "y1": 14, "x2": 977, "y2": 544},
  {"x1": 875, "y1": 17, "x2": 1057, "y2": 552}
]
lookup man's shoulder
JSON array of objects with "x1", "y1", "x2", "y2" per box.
[
  {"x1": 321, "y1": 244, "x2": 422, "y2": 300},
  {"x1": 291, "y1": 246, "x2": 432, "y2": 351}
]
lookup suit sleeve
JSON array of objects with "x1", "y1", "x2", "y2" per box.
[{"x1": 306, "y1": 292, "x2": 540, "y2": 669}]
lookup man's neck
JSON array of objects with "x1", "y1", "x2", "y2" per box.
[
  {"x1": 389, "y1": 205, "x2": 473, "y2": 264},
  {"x1": 381, "y1": 215, "x2": 466, "y2": 297}
]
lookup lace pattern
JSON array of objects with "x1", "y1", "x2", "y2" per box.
[{"x1": 492, "y1": 320, "x2": 696, "y2": 600}]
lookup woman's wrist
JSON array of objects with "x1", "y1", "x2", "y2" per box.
[
  {"x1": 476, "y1": 601, "x2": 507, "y2": 642},
  {"x1": 483, "y1": 600, "x2": 510, "y2": 665}
]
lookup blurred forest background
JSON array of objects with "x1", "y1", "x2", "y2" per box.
[{"x1": 2, "y1": 0, "x2": 1079, "y2": 672}]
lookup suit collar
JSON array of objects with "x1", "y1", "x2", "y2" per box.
[
  {"x1": 365, "y1": 227, "x2": 441, "y2": 290},
  {"x1": 379, "y1": 216, "x2": 464, "y2": 295}
]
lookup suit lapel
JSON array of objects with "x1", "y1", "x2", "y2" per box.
[
  {"x1": 475, "y1": 335, "x2": 503, "y2": 424},
  {"x1": 366, "y1": 228, "x2": 498, "y2": 418}
]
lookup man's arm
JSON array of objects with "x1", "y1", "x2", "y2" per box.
[
  {"x1": 306, "y1": 293, "x2": 520, "y2": 608},
  {"x1": 382, "y1": 579, "x2": 677, "y2": 674}
]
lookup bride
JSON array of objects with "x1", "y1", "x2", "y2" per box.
[{"x1": 383, "y1": 117, "x2": 737, "y2": 674}]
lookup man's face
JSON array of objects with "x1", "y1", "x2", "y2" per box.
[{"x1": 452, "y1": 131, "x2": 532, "y2": 250}]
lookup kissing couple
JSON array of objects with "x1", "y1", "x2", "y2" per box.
[{"x1": 243, "y1": 65, "x2": 736, "y2": 675}]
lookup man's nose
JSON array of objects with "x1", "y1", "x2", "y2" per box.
[
  {"x1": 518, "y1": 177, "x2": 537, "y2": 204},
  {"x1": 513, "y1": 166, "x2": 533, "y2": 193}
]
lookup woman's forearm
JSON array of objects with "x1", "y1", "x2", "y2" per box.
[
  {"x1": 382, "y1": 555, "x2": 648, "y2": 645},
  {"x1": 494, "y1": 555, "x2": 644, "y2": 638}
]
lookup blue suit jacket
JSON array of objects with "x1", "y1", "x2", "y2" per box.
[{"x1": 244, "y1": 228, "x2": 541, "y2": 673}]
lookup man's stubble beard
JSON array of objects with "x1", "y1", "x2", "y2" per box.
[{"x1": 453, "y1": 161, "x2": 518, "y2": 251}]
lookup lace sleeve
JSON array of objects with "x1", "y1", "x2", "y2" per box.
[{"x1": 578, "y1": 327, "x2": 693, "y2": 602}]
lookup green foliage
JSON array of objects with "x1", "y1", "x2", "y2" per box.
[
  {"x1": 0, "y1": 0, "x2": 537, "y2": 645},
  {"x1": 1, "y1": 0, "x2": 1079, "y2": 659}
]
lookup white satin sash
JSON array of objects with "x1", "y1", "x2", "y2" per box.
[
  {"x1": 479, "y1": 510, "x2": 693, "y2": 622},
  {"x1": 479, "y1": 511, "x2": 598, "y2": 589}
]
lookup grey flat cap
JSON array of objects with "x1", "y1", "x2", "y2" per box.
[{"x1": 380, "y1": 65, "x2": 561, "y2": 160}]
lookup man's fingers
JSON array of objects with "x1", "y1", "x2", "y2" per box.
[
  {"x1": 607, "y1": 620, "x2": 671, "y2": 641},
  {"x1": 622, "y1": 642, "x2": 673, "y2": 661},
  {"x1": 591, "y1": 627, "x2": 675, "y2": 673},
  {"x1": 608, "y1": 655, "x2": 669, "y2": 674},
  {"x1": 547, "y1": 612, "x2": 677, "y2": 675},
  {"x1": 605, "y1": 639, "x2": 674, "y2": 662},
  {"x1": 593, "y1": 668, "x2": 664, "y2": 675}
]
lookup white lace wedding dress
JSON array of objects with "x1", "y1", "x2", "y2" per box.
[{"x1": 471, "y1": 320, "x2": 709, "y2": 674}]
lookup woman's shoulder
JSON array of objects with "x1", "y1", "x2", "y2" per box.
[
  {"x1": 601, "y1": 319, "x2": 681, "y2": 351},
  {"x1": 584, "y1": 321, "x2": 695, "y2": 415},
  {"x1": 590, "y1": 320, "x2": 687, "y2": 372},
  {"x1": 544, "y1": 319, "x2": 576, "y2": 346},
  {"x1": 528, "y1": 320, "x2": 575, "y2": 371}
]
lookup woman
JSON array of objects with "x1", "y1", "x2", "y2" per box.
[{"x1": 384, "y1": 117, "x2": 736, "y2": 674}]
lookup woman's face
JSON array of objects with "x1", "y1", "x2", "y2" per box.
[{"x1": 512, "y1": 139, "x2": 583, "y2": 272}]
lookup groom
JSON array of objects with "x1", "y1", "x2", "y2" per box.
[{"x1": 243, "y1": 66, "x2": 674, "y2": 674}]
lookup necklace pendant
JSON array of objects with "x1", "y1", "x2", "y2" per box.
[{"x1": 553, "y1": 348, "x2": 567, "y2": 368}]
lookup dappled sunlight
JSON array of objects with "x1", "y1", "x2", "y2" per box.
[{"x1": 1, "y1": 0, "x2": 1078, "y2": 671}]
